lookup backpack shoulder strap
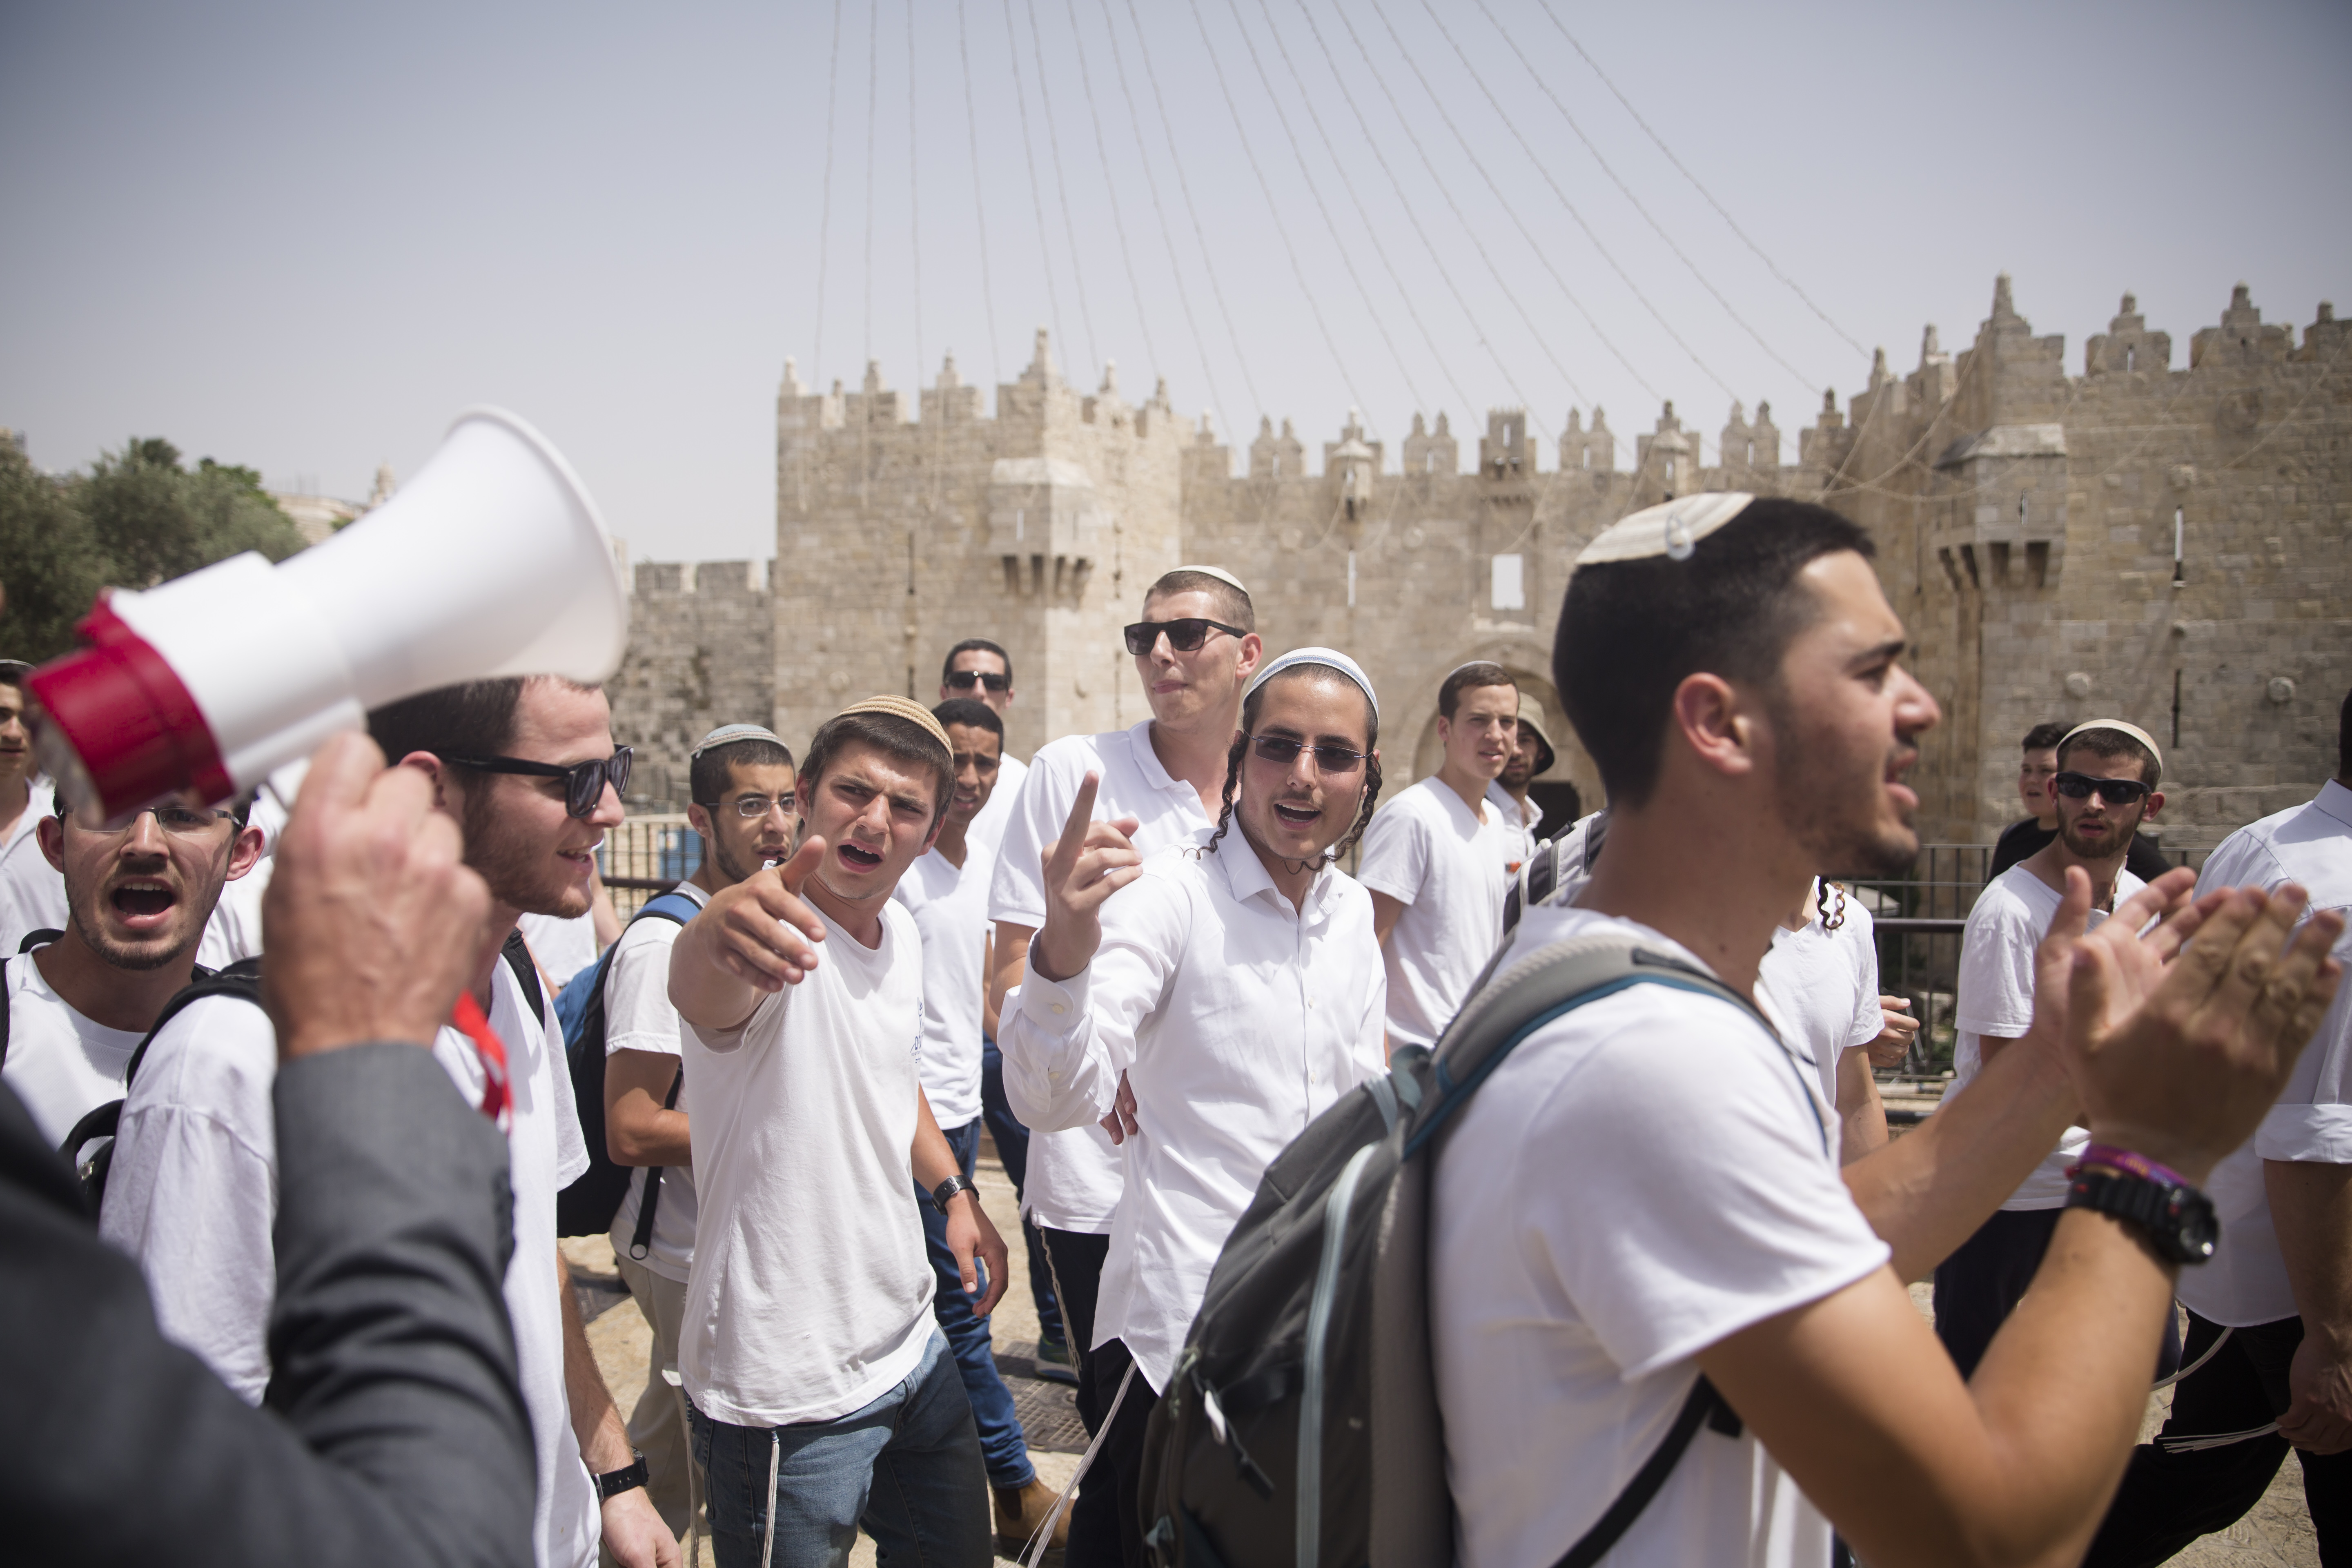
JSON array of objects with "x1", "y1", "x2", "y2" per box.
[
  {"x1": 19, "y1": 928, "x2": 62, "y2": 953},
  {"x1": 631, "y1": 891, "x2": 700, "y2": 929},
  {"x1": 123, "y1": 969, "x2": 268, "y2": 1093},
  {"x1": 1553, "y1": 1376, "x2": 1741, "y2": 1568},
  {"x1": 1, "y1": 956, "x2": 11, "y2": 1074},
  {"x1": 501, "y1": 928, "x2": 546, "y2": 1022}
]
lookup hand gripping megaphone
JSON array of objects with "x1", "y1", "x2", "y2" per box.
[{"x1": 27, "y1": 407, "x2": 630, "y2": 822}]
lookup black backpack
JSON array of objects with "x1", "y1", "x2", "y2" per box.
[
  {"x1": 55, "y1": 960, "x2": 266, "y2": 1215},
  {"x1": 552, "y1": 891, "x2": 700, "y2": 1242},
  {"x1": 1140, "y1": 927, "x2": 1820, "y2": 1568}
]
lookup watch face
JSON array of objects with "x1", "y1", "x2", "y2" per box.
[{"x1": 2176, "y1": 1194, "x2": 2220, "y2": 1263}]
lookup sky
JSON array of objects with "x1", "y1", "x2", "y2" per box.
[{"x1": 3, "y1": 0, "x2": 2347, "y2": 566}]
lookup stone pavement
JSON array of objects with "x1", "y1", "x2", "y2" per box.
[{"x1": 575, "y1": 1185, "x2": 2320, "y2": 1566}]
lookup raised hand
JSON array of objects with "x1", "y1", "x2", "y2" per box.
[
  {"x1": 1031, "y1": 771, "x2": 1143, "y2": 984},
  {"x1": 2065, "y1": 879, "x2": 2344, "y2": 1184},
  {"x1": 1867, "y1": 996, "x2": 1920, "y2": 1069},
  {"x1": 264, "y1": 731, "x2": 490, "y2": 1060},
  {"x1": 699, "y1": 833, "x2": 830, "y2": 992}
]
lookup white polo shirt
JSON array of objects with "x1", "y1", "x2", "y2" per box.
[
  {"x1": 893, "y1": 830, "x2": 999, "y2": 1130},
  {"x1": 1950, "y1": 864, "x2": 2141, "y2": 1210},
  {"x1": 988, "y1": 722, "x2": 1214, "y2": 1234},
  {"x1": 2, "y1": 945, "x2": 142, "y2": 1147},
  {"x1": 1755, "y1": 883, "x2": 1883, "y2": 1116},
  {"x1": 1002, "y1": 834, "x2": 1386, "y2": 1393},
  {"x1": 1433, "y1": 904, "x2": 1888, "y2": 1568},
  {"x1": 2178, "y1": 779, "x2": 2352, "y2": 1329},
  {"x1": 679, "y1": 899, "x2": 935, "y2": 1427},
  {"x1": 433, "y1": 953, "x2": 597, "y2": 1568},
  {"x1": 1485, "y1": 781, "x2": 1545, "y2": 875},
  {"x1": 100, "y1": 992, "x2": 282, "y2": 1403},
  {"x1": 1356, "y1": 775, "x2": 1510, "y2": 1049},
  {"x1": 0, "y1": 777, "x2": 66, "y2": 958},
  {"x1": 603, "y1": 882, "x2": 711, "y2": 1286}
]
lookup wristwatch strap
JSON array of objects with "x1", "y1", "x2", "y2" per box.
[
  {"x1": 2064, "y1": 1168, "x2": 2216, "y2": 1267},
  {"x1": 595, "y1": 1452, "x2": 650, "y2": 1501},
  {"x1": 933, "y1": 1172, "x2": 978, "y2": 1212}
]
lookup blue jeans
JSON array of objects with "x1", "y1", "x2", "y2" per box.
[
  {"x1": 686, "y1": 1330, "x2": 992, "y2": 1568},
  {"x1": 921, "y1": 1116, "x2": 1034, "y2": 1491},
  {"x1": 981, "y1": 1038, "x2": 1065, "y2": 1345}
]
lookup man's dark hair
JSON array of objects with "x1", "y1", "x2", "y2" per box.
[
  {"x1": 366, "y1": 678, "x2": 526, "y2": 764},
  {"x1": 932, "y1": 698, "x2": 1004, "y2": 741},
  {"x1": 1553, "y1": 498, "x2": 1874, "y2": 808},
  {"x1": 1145, "y1": 569, "x2": 1254, "y2": 633},
  {"x1": 2022, "y1": 722, "x2": 2069, "y2": 753},
  {"x1": 801, "y1": 711, "x2": 955, "y2": 826},
  {"x1": 2057, "y1": 728, "x2": 2162, "y2": 789},
  {"x1": 1439, "y1": 662, "x2": 1514, "y2": 720},
  {"x1": 941, "y1": 638, "x2": 1013, "y2": 689},
  {"x1": 688, "y1": 737, "x2": 794, "y2": 807}
]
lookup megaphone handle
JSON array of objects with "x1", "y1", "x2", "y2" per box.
[{"x1": 451, "y1": 992, "x2": 513, "y2": 1128}]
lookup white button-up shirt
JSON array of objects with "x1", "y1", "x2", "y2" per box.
[
  {"x1": 2178, "y1": 777, "x2": 2352, "y2": 1328},
  {"x1": 1001, "y1": 832, "x2": 1387, "y2": 1394}
]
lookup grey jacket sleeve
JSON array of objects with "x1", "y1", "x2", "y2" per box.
[{"x1": 2, "y1": 1042, "x2": 533, "y2": 1568}]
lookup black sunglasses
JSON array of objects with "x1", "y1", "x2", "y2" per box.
[
  {"x1": 1246, "y1": 733, "x2": 1369, "y2": 775},
  {"x1": 944, "y1": 670, "x2": 1011, "y2": 693},
  {"x1": 1123, "y1": 618, "x2": 1248, "y2": 657},
  {"x1": 441, "y1": 747, "x2": 633, "y2": 818},
  {"x1": 2051, "y1": 770, "x2": 2152, "y2": 806}
]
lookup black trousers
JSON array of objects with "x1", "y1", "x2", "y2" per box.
[
  {"x1": 1933, "y1": 1207, "x2": 2179, "y2": 1379},
  {"x1": 1040, "y1": 1226, "x2": 1130, "y2": 1562},
  {"x1": 1070, "y1": 1336, "x2": 1158, "y2": 1568},
  {"x1": 2083, "y1": 1310, "x2": 2350, "y2": 1567}
]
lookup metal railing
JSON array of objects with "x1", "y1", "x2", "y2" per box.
[{"x1": 598, "y1": 814, "x2": 698, "y2": 918}]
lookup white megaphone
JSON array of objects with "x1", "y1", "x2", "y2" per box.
[{"x1": 27, "y1": 406, "x2": 630, "y2": 822}]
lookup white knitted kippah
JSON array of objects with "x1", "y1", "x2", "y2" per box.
[
  {"x1": 1245, "y1": 646, "x2": 1378, "y2": 719},
  {"x1": 2059, "y1": 718, "x2": 2163, "y2": 775},
  {"x1": 1575, "y1": 492, "x2": 1756, "y2": 566}
]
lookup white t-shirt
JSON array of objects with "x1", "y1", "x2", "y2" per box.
[
  {"x1": 2178, "y1": 779, "x2": 2352, "y2": 1328},
  {"x1": 988, "y1": 722, "x2": 1214, "y2": 1233},
  {"x1": 966, "y1": 750, "x2": 1029, "y2": 859},
  {"x1": 520, "y1": 908, "x2": 602, "y2": 993},
  {"x1": 893, "y1": 832, "x2": 998, "y2": 1129},
  {"x1": 1432, "y1": 905, "x2": 1889, "y2": 1568},
  {"x1": 680, "y1": 899, "x2": 935, "y2": 1427},
  {"x1": 1755, "y1": 884, "x2": 1883, "y2": 1116},
  {"x1": 0, "y1": 776, "x2": 67, "y2": 959},
  {"x1": 434, "y1": 952, "x2": 598, "y2": 1568},
  {"x1": 198, "y1": 855, "x2": 274, "y2": 970},
  {"x1": 2, "y1": 947, "x2": 143, "y2": 1146},
  {"x1": 1356, "y1": 775, "x2": 1510, "y2": 1049},
  {"x1": 1485, "y1": 781, "x2": 1545, "y2": 875},
  {"x1": 604, "y1": 882, "x2": 710, "y2": 1286},
  {"x1": 100, "y1": 992, "x2": 281, "y2": 1403},
  {"x1": 1950, "y1": 863, "x2": 2142, "y2": 1210}
]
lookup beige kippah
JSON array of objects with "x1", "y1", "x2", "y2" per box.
[
  {"x1": 840, "y1": 695, "x2": 954, "y2": 759},
  {"x1": 2060, "y1": 718, "x2": 2163, "y2": 774},
  {"x1": 1575, "y1": 492, "x2": 1755, "y2": 566}
]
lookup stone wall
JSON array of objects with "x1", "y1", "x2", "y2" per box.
[{"x1": 613, "y1": 274, "x2": 2348, "y2": 849}]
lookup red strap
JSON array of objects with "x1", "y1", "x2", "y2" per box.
[{"x1": 451, "y1": 992, "x2": 512, "y2": 1127}]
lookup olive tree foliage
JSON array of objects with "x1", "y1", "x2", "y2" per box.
[{"x1": 0, "y1": 437, "x2": 306, "y2": 662}]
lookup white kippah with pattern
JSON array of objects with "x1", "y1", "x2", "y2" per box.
[
  {"x1": 1245, "y1": 646, "x2": 1378, "y2": 719},
  {"x1": 1575, "y1": 492, "x2": 1756, "y2": 566}
]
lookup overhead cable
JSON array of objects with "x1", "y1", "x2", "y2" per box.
[
  {"x1": 998, "y1": 0, "x2": 1070, "y2": 366},
  {"x1": 1022, "y1": 0, "x2": 1102, "y2": 376},
  {"x1": 956, "y1": 0, "x2": 1004, "y2": 386},
  {"x1": 906, "y1": 0, "x2": 925, "y2": 376},
  {"x1": 811, "y1": 0, "x2": 845, "y2": 386},
  {"x1": 1532, "y1": 0, "x2": 1871, "y2": 361},
  {"x1": 1063, "y1": 0, "x2": 1165, "y2": 393},
  {"x1": 863, "y1": 0, "x2": 879, "y2": 373}
]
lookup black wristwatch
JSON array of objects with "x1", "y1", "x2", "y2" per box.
[
  {"x1": 595, "y1": 1451, "x2": 650, "y2": 1501},
  {"x1": 932, "y1": 1172, "x2": 979, "y2": 1213},
  {"x1": 2065, "y1": 1168, "x2": 2219, "y2": 1266}
]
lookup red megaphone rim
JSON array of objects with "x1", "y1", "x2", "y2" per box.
[{"x1": 24, "y1": 592, "x2": 232, "y2": 822}]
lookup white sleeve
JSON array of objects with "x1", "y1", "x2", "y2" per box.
[
  {"x1": 540, "y1": 983, "x2": 590, "y2": 1191},
  {"x1": 999, "y1": 875, "x2": 1183, "y2": 1131},
  {"x1": 1954, "y1": 893, "x2": 2038, "y2": 1040},
  {"x1": 1354, "y1": 797, "x2": 1428, "y2": 905},
  {"x1": 1841, "y1": 909, "x2": 1884, "y2": 1055},
  {"x1": 988, "y1": 751, "x2": 1067, "y2": 930},
  {"x1": 605, "y1": 926, "x2": 686, "y2": 1059},
  {"x1": 98, "y1": 999, "x2": 281, "y2": 1405}
]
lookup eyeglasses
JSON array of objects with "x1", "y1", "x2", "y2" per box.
[
  {"x1": 2051, "y1": 771, "x2": 2153, "y2": 806},
  {"x1": 1245, "y1": 733, "x2": 1369, "y2": 775},
  {"x1": 699, "y1": 793, "x2": 797, "y2": 820},
  {"x1": 76, "y1": 803, "x2": 231, "y2": 835},
  {"x1": 441, "y1": 747, "x2": 633, "y2": 819},
  {"x1": 1123, "y1": 618, "x2": 1248, "y2": 657},
  {"x1": 944, "y1": 670, "x2": 1011, "y2": 693}
]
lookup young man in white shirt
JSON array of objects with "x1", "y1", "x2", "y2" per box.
[
  {"x1": 3, "y1": 791, "x2": 261, "y2": 1148},
  {"x1": 0, "y1": 661, "x2": 69, "y2": 956},
  {"x1": 1486, "y1": 698, "x2": 1551, "y2": 875},
  {"x1": 940, "y1": 636, "x2": 1029, "y2": 820},
  {"x1": 1004, "y1": 647, "x2": 1389, "y2": 1568},
  {"x1": 1755, "y1": 878, "x2": 1911, "y2": 1165},
  {"x1": 1432, "y1": 492, "x2": 2345, "y2": 1568},
  {"x1": 598, "y1": 723, "x2": 797, "y2": 1540},
  {"x1": 1934, "y1": 720, "x2": 2163, "y2": 1378},
  {"x1": 668, "y1": 695, "x2": 1011, "y2": 1568},
  {"x1": 370, "y1": 678, "x2": 677, "y2": 1568},
  {"x1": 892, "y1": 698, "x2": 1065, "y2": 1552},
  {"x1": 2085, "y1": 687, "x2": 2352, "y2": 1565},
  {"x1": 1357, "y1": 660, "x2": 1515, "y2": 1050},
  {"x1": 984, "y1": 565, "x2": 1262, "y2": 1539}
]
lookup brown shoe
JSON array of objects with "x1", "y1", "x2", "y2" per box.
[{"x1": 994, "y1": 1475, "x2": 1069, "y2": 1557}]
